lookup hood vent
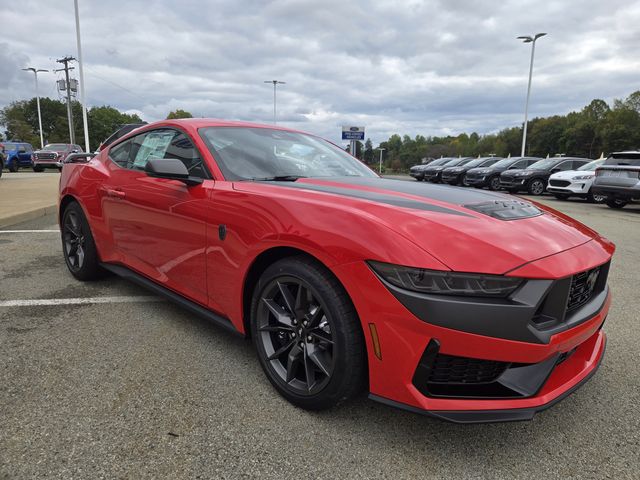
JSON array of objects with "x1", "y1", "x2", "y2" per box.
[{"x1": 463, "y1": 200, "x2": 543, "y2": 220}]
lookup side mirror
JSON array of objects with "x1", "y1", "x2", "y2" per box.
[
  {"x1": 550, "y1": 168, "x2": 560, "y2": 173},
  {"x1": 71, "y1": 149, "x2": 79, "y2": 153},
  {"x1": 145, "y1": 158, "x2": 202, "y2": 186}
]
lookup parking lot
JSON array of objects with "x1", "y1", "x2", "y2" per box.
[{"x1": 1, "y1": 193, "x2": 639, "y2": 479}]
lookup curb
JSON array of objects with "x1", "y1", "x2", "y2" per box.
[{"x1": 0, "y1": 204, "x2": 58, "y2": 228}]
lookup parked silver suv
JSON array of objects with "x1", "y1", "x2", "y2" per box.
[{"x1": 592, "y1": 151, "x2": 640, "y2": 209}]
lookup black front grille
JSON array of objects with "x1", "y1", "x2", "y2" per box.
[
  {"x1": 567, "y1": 266, "x2": 601, "y2": 312},
  {"x1": 549, "y1": 179, "x2": 571, "y2": 187},
  {"x1": 428, "y1": 354, "x2": 509, "y2": 384},
  {"x1": 36, "y1": 152, "x2": 57, "y2": 160}
]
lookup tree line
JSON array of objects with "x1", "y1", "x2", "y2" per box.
[
  {"x1": 359, "y1": 91, "x2": 640, "y2": 171},
  {"x1": 0, "y1": 98, "x2": 193, "y2": 149}
]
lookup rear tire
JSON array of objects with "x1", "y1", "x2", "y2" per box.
[
  {"x1": 606, "y1": 198, "x2": 627, "y2": 209},
  {"x1": 587, "y1": 191, "x2": 606, "y2": 204},
  {"x1": 250, "y1": 256, "x2": 366, "y2": 411},
  {"x1": 61, "y1": 202, "x2": 103, "y2": 280},
  {"x1": 8, "y1": 160, "x2": 18, "y2": 173}
]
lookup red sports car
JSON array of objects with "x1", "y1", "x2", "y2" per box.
[{"x1": 59, "y1": 119, "x2": 614, "y2": 423}]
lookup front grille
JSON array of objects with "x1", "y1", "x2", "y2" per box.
[
  {"x1": 567, "y1": 266, "x2": 601, "y2": 312},
  {"x1": 36, "y1": 152, "x2": 57, "y2": 160},
  {"x1": 550, "y1": 179, "x2": 571, "y2": 187},
  {"x1": 428, "y1": 354, "x2": 509, "y2": 384}
]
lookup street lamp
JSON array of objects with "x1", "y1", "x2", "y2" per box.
[
  {"x1": 22, "y1": 67, "x2": 48, "y2": 149},
  {"x1": 377, "y1": 147, "x2": 386, "y2": 174},
  {"x1": 74, "y1": 0, "x2": 91, "y2": 153},
  {"x1": 264, "y1": 80, "x2": 285, "y2": 125},
  {"x1": 517, "y1": 32, "x2": 546, "y2": 157}
]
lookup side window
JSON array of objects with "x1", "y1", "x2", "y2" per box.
[
  {"x1": 555, "y1": 161, "x2": 572, "y2": 171},
  {"x1": 164, "y1": 131, "x2": 206, "y2": 178},
  {"x1": 512, "y1": 160, "x2": 527, "y2": 169},
  {"x1": 526, "y1": 159, "x2": 538, "y2": 167},
  {"x1": 572, "y1": 160, "x2": 587, "y2": 169},
  {"x1": 131, "y1": 130, "x2": 175, "y2": 170},
  {"x1": 109, "y1": 139, "x2": 134, "y2": 168}
]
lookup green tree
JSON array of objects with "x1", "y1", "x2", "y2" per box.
[{"x1": 166, "y1": 109, "x2": 193, "y2": 119}]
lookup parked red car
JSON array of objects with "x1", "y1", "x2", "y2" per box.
[
  {"x1": 33, "y1": 143, "x2": 83, "y2": 171},
  {"x1": 58, "y1": 119, "x2": 614, "y2": 422}
]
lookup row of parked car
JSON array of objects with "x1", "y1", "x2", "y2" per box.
[
  {"x1": 409, "y1": 152, "x2": 640, "y2": 209},
  {"x1": 0, "y1": 142, "x2": 84, "y2": 177}
]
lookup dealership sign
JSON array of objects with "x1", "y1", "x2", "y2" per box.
[{"x1": 342, "y1": 126, "x2": 365, "y2": 140}]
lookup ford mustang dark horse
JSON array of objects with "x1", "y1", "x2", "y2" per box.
[{"x1": 59, "y1": 119, "x2": 613, "y2": 423}]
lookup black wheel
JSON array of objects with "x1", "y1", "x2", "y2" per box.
[
  {"x1": 61, "y1": 202, "x2": 103, "y2": 280},
  {"x1": 8, "y1": 160, "x2": 18, "y2": 173},
  {"x1": 527, "y1": 178, "x2": 545, "y2": 195},
  {"x1": 488, "y1": 176, "x2": 501, "y2": 190},
  {"x1": 553, "y1": 193, "x2": 570, "y2": 200},
  {"x1": 461, "y1": 174, "x2": 469, "y2": 186},
  {"x1": 606, "y1": 198, "x2": 627, "y2": 209},
  {"x1": 33, "y1": 166, "x2": 44, "y2": 172},
  {"x1": 587, "y1": 191, "x2": 606, "y2": 204},
  {"x1": 250, "y1": 256, "x2": 366, "y2": 410}
]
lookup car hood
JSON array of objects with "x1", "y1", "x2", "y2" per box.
[{"x1": 234, "y1": 177, "x2": 602, "y2": 274}]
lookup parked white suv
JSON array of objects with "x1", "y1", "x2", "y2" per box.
[{"x1": 547, "y1": 158, "x2": 606, "y2": 203}]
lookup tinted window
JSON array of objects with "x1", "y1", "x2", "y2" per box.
[
  {"x1": 604, "y1": 153, "x2": 640, "y2": 166},
  {"x1": 554, "y1": 161, "x2": 574, "y2": 171},
  {"x1": 511, "y1": 160, "x2": 528, "y2": 169},
  {"x1": 109, "y1": 139, "x2": 133, "y2": 167},
  {"x1": 118, "y1": 129, "x2": 208, "y2": 178}
]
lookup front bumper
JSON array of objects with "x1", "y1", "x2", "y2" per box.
[
  {"x1": 409, "y1": 171, "x2": 424, "y2": 180},
  {"x1": 500, "y1": 176, "x2": 528, "y2": 189},
  {"x1": 333, "y1": 240, "x2": 613, "y2": 423},
  {"x1": 592, "y1": 183, "x2": 640, "y2": 200},
  {"x1": 33, "y1": 159, "x2": 63, "y2": 168},
  {"x1": 441, "y1": 172, "x2": 462, "y2": 184},
  {"x1": 547, "y1": 179, "x2": 594, "y2": 196},
  {"x1": 423, "y1": 171, "x2": 442, "y2": 182}
]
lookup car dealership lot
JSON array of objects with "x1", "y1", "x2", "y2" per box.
[{"x1": 1, "y1": 200, "x2": 638, "y2": 479}]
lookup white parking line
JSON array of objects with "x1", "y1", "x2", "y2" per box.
[
  {"x1": 0, "y1": 230, "x2": 60, "y2": 233},
  {"x1": 0, "y1": 296, "x2": 163, "y2": 307}
]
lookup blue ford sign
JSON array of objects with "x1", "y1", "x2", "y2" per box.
[{"x1": 342, "y1": 126, "x2": 365, "y2": 140}]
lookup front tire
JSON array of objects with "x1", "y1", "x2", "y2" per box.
[
  {"x1": 527, "y1": 178, "x2": 546, "y2": 195},
  {"x1": 587, "y1": 191, "x2": 606, "y2": 203},
  {"x1": 61, "y1": 202, "x2": 102, "y2": 280},
  {"x1": 33, "y1": 165, "x2": 44, "y2": 172},
  {"x1": 8, "y1": 160, "x2": 18, "y2": 173},
  {"x1": 250, "y1": 256, "x2": 366, "y2": 411},
  {"x1": 488, "y1": 176, "x2": 501, "y2": 190}
]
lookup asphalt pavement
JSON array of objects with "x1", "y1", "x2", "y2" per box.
[{"x1": 1, "y1": 196, "x2": 639, "y2": 479}]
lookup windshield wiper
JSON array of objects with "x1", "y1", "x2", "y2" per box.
[{"x1": 250, "y1": 175, "x2": 307, "y2": 182}]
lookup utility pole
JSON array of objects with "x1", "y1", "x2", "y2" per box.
[
  {"x1": 22, "y1": 67, "x2": 48, "y2": 149},
  {"x1": 56, "y1": 56, "x2": 76, "y2": 144},
  {"x1": 264, "y1": 80, "x2": 285, "y2": 124}
]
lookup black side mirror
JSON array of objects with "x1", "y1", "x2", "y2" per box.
[{"x1": 145, "y1": 158, "x2": 202, "y2": 186}]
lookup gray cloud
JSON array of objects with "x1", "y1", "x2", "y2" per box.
[{"x1": 0, "y1": 0, "x2": 638, "y2": 145}]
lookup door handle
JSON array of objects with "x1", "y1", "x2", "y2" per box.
[{"x1": 104, "y1": 188, "x2": 126, "y2": 199}]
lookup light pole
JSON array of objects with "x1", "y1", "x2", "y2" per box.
[
  {"x1": 377, "y1": 148, "x2": 386, "y2": 174},
  {"x1": 74, "y1": 0, "x2": 90, "y2": 152},
  {"x1": 22, "y1": 67, "x2": 48, "y2": 149},
  {"x1": 264, "y1": 80, "x2": 285, "y2": 124},
  {"x1": 517, "y1": 32, "x2": 546, "y2": 157}
]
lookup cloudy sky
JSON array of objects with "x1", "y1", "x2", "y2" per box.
[{"x1": 1, "y1": 0, "x2": 639, "y2": 145}]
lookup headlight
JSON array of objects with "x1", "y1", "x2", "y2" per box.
[
  {"x1": 572, "y1": 174, "x2": 593, "y2": 180},
  {"x1": 368, "y1": 261, "x2": 523, "y2": 298}
]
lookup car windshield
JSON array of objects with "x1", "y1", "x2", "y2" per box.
[
  {"x1": 199, "y1": 127, "x2": 377, "y2": 181},
  {"x1": 44, "y1": 144, "x2": 68, "y2": 151},
  {"x1": 428, "y1": 158, "x2": 453, "y2": 166},
  {"x1": 578, "y1": 159, "x2": 604, "y2": 171},
  {"x1": 4, "y1": 144, "x2": 17, "y2": 151},
  {"x1": 490, "y1": 158, "x2": 518, "y2": 168},
  {"x1": 527, "y1": 158, "x2": 559, "y2": 170},
  {"x1": 443, "y1": 158, "x2": 468, "y2": 167},
  {"x1": 461, "y1": 158, "x2": 493, "y2": 168}
]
